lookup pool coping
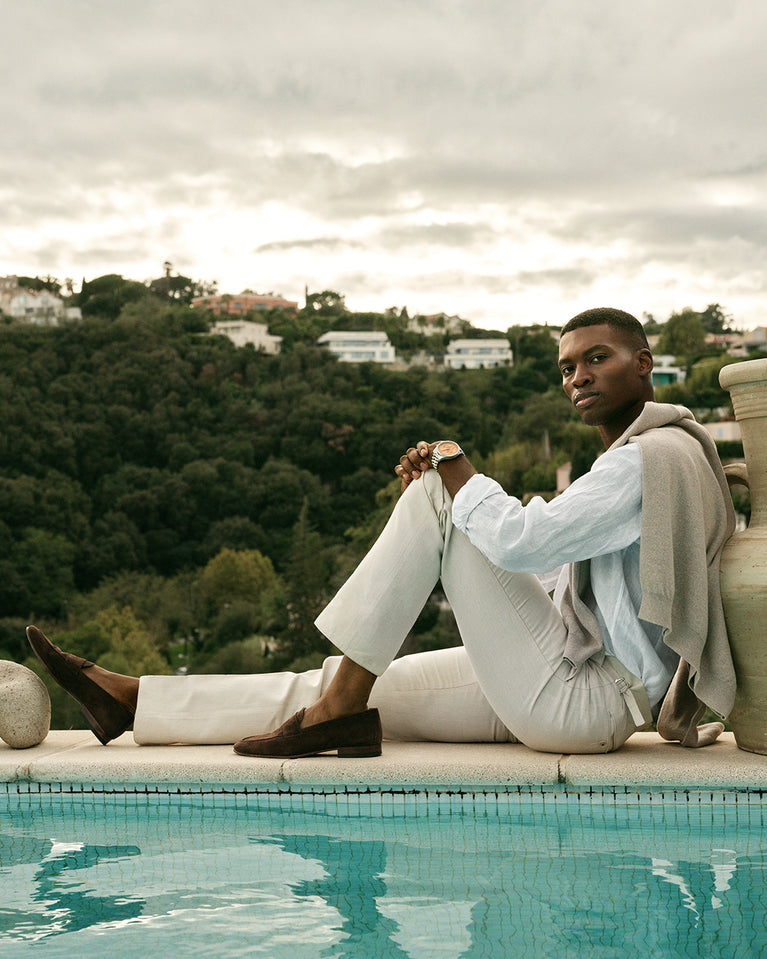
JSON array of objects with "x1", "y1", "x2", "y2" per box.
[{"x1": 1, "y1": 730, "x2": 766, "y2": 792}]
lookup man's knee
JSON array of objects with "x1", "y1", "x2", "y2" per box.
[{"x1": 409, "y1": 467, "x2": 452, "y2": 511}]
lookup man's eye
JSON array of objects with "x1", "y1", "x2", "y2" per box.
[
  {"x1": 591, "y1": 354, "x2": 607, "y2": 364},
  {"x1": 561, "y1": 367, "x2": 573, "y2": 376}
]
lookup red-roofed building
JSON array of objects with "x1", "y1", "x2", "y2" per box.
[{"x1": 192, "y1": 292, "x2": 298, "y2": 315}]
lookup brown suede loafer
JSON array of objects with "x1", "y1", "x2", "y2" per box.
[
  {"x1": 233, "y1": 707, "x2": 382, "y2": 759},
  {"x1": 26, "y1": 625, "x2": 135, "y2": 745}
]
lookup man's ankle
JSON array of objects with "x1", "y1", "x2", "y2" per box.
[
  {"x1": 302, "y1": 698, "x2": 367, "y2": 728},
  {"x1": 84, "y1": 664, "x2": 139, "y2": 712}
]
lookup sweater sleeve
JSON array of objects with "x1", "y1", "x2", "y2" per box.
[{"x1": 451, "y1": 445, "x2": 643, "y2": 573}]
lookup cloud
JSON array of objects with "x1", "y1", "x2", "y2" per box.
[
  {"x1": 3, "y1": 1, "x2": 767, "y2": 327},
  {"x1": 256, "y1": 236, "x2": 362, "y2": 255}
]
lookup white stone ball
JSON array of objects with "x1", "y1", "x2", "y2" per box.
[{"x1": 0, "y1": 661, "x2": 51, "y2": 748}]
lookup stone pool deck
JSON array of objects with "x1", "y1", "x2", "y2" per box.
[{"x1": 1, "y1": 729, "x2": 766, "y2": 791}]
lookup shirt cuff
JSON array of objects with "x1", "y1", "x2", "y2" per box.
[{"x1": 451, "y1": 473, "x2": 506, "y2": 531}]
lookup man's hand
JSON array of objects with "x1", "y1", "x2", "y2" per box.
[
  {"x1": 395, "y1": 440, "x2": 437, "y2": 493},
  {"x1": 396, "y1": 439, "x2": 478, "y2": 498}
]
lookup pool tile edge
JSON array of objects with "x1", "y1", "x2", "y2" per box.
[{"x1": 2, "y1": 730, "x2": 766, "y2": 792}]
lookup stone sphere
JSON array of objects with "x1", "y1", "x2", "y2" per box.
[{"x1": 0, "y1": 661, "x2": 51, "y2": 748}]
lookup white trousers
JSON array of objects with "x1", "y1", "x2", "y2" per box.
[{"x1": 134, "y1": 471, "x2": 650, "y2": 752}]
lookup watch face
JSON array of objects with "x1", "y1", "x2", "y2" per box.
[{"x1": 437, "y1": 441, "x2": 460, "y2": 457}]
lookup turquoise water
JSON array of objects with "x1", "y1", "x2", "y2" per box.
[{"x1": 0, "y1": 786, "x2": 765, "y2": 958}]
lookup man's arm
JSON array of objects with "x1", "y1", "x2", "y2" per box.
[
  {"x1": 396, "y1": 440, "x2": 477, "y2": 498},
  {"x1": 453, "y1": 446, "x2": 643, "y2": 572},
  {"x1": 397, "y1": 440, "x2": 643, "y2": 573}
]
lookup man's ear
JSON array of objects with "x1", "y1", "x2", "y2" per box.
[{"x1": 637, "y1": 349, "x2": 654, "y2": 376}]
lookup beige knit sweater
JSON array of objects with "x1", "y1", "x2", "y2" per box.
[{"x1": 560, "y1": 402, "x2": 736, "y2": 747}]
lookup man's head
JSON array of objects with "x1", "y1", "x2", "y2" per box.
[
  {"x1": 558, "y1": 307, "x2": 654, "y2": 446},
  {"x1": 560, "y1": 307, "x2": 650, "y2": 350}
]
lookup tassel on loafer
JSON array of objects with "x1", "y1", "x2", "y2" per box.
[
  {"x1": 26, "y1": 625, "x2": 135, "y2": 745},
  {"x1": 233, "y1": 707, "x2": 382, "y2": 759}
]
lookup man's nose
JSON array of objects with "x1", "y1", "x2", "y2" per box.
[{"x1": 573, "y1": 364, "x2": 593, "y2": 387}]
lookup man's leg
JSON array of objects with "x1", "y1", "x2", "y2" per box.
[
  {"x1": 134, "y1": 647, "x2": 515, "y2": 745},
  {"x1": 139, "y1": 469, "x2": 639, "y2": 751},
  {"x1": 313, "y1": 470, "x2": 640, "y2": 753}
]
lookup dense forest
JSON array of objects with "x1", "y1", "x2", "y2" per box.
[{"x1": 0, "y1": 283, "x2": 747, "y2": 725}]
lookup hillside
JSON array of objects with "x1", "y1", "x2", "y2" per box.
[{"x1": 1, "y1": 301, "x2": 594, "y2": 723}]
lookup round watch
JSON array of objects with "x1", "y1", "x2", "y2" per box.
[{"x1": 431, "y1": 440, "x2": 464, "y2": 469}]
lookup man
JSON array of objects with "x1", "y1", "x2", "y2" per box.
[{"x1": 27, "y1": 307, "x2": 736, "y2": 756}]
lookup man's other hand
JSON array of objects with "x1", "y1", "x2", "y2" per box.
[{"x1": 395, "y1": 441, "x2": 436, "y2": 493}]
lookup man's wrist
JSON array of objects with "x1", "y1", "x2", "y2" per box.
[{"x1": 431, "y1": 440, "x2": 464, "y2": 470}]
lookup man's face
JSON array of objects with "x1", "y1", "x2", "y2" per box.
[{"x1": 557, "y1": 324, "x2": 653, "y2": 440}]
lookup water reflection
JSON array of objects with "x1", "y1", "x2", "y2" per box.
[
  {"x1": 256, "y1": 834, "x2": 412, "y2": 959},
  {"x1": 0, "y1": 795, "x2": 765, "y2": 957},
  {"x1": 251, "y1": 825, "x2": 767, "y2": 959},
  {"x1": 0, "y1": 833, "x2": 143, "y2": 940}
]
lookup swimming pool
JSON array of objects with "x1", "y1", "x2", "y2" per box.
[{"x1": 1, "y1": 783, "x2": 765, "y2": 958}]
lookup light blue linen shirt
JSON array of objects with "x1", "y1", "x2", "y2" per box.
[{"x1": 451, "y1": 444, "x2": 679, "y2": 709}]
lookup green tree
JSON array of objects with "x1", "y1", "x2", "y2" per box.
[
  {"x1": 566, "y1": 423, "x2": 603, "y2": 482},
  {"x1": 642, "y1": 312, "x2": 664, "y2": 335},
  {"x1": 197, "y1": 547, "x2": 279, "y2": 619},
  {"x1": 698, "y1": 303, "x2": 731, "y2": 334},
  {"x1": 475, "y1": 443, "x2": 537, "y2": 498},
  {"x1": 655, "y1": 354, "x2": 736, "y2": 409},
  {"x1": 502, "y1": 389, "x2": 576, "y2": 448},
  {"x1": 76, "y1": 274, "x2": 150, "y2": 320},
  {"x1": 148, "y1": 269, "x2": 198, "y2": 304},
  {"x1": 196, "y1": 636, "x2": 268, "y2": 674},
  {"x1": 12, "y1": 528, "x2": 76, "y2": 617},
  {"x1": 94, "y1": 606, "x2": 171, "y2": 677},
  {"x1": 18, "y1": 275, "x2": 62, "y2": 295},
  {"x1": 656, "y1": 308, "x2": 707, "y2": 356},
  {"x1": 303, "y1": 290, "x2": 346, "y2": 316},
  {"x1": 276, "y1": 500, "x2": 333, "y2": 666}
]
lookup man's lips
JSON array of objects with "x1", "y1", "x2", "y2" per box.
[{"x1": 573, "y1": 391, "x2": 600, "y2": 409}]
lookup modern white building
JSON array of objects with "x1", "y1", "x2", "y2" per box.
[
  {"x1": 317, "y1": 331, "x2": 396, "y2": 364},
  {"x1": 444, "y1": 338, "x2": 513, "y2": 370},
  {"x1": 651, "y1": 355, "x2": 686, "y2": 386},
  {"x1": 210, "y1": 319, "x2": 282, "y2": 354},
  {"x1": 742, "y1": 327, "x2": 767, "y2": 353}
]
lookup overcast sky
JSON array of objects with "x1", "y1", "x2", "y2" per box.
[{"x1": 3, "y1": 1, "x2": 767, "y2": 330}]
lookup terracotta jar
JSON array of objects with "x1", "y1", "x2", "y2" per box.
[{"x1": 718, "y1": 357, "x2": 767, "y2": 754}]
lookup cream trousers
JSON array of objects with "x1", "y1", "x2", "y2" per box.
[{"x1": 134, "y1": 471, "x2": 650, "y2": 752}]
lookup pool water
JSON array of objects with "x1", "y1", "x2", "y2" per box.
[{"x1": 0, "y1": 786, "x2": 765, "y2": 958}]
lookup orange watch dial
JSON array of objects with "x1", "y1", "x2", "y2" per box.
[{"x1": 437, "y1": 441, "x2": 460, "y2": 457}]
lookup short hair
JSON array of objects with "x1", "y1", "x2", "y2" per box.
[{"x1": 560, "y1": 307, "x2": 650, "y2": 352}]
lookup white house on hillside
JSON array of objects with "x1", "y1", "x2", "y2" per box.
[
  {"x1": 742, "y1": 327, "x2": 767, "y2": 352},
  {"x1": 210, "y1": 319, "x2": 282, "y2": 354},
  {"x1": 407, "y1": 312, "x2": 465, "y2": 336},
  {"x1": 444, "y1": 338, "x2": 512, "y2": 369},
  {"x1": 0, "y1": 281, "x2": 81, "y2": 325},
  {"x1": 317, "y1": 331, "x2": 396, "y2": 363}
]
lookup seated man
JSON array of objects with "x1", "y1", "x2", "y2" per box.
[{"x1": 27, "y1": 307, "x2": 736, "y2": 756}]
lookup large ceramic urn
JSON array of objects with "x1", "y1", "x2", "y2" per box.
[{"x1": 718, "y1": 357, "x2": 767, "y2": 754}]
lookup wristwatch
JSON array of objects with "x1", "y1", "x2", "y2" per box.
[{"x1": 431, "y1": 440, "x2": 464, "y2": 469}]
